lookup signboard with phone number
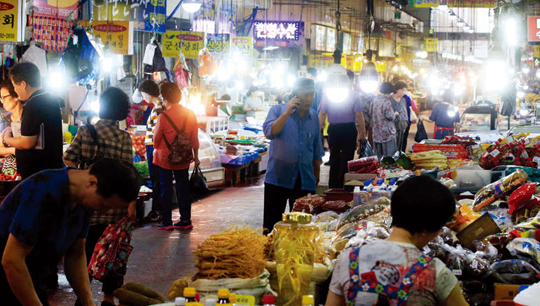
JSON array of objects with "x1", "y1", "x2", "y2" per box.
[{"x1": 162, "y1": 31, "x2": 204, "y2": 58}]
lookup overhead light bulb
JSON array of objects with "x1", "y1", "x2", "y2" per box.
[
  {"x1": 317, "y1": 71, "x2": 328, "y2": 82},
  {"x1": 287, "y1": 74, "x2": 297, "y2": 87},
  {"x1": 523, "y1": 67, "x2": 530, "y2": 74},
  {"x1": 518, "y1": 91, "x2": 525, "y2": 99},
  {"x1": 263, "y1": 46, "x2": 279, "y2": 51},
  {"x1": 181, "y1": 0, "x2": 203, "y2": 13},
  {"x1": 447, "y1": 105, "x2": 458, "y2": 117},
  {"x1": 359, "y1": 81, "x2": 379, "y2": 93},
  {"x1": 101, "y1": 56, "x2": 112, "y2": 73},
  {"x1": 536, "y1": 70, "x2": 540, "y2": 78},
  {"x1": 392, "y1": 65, "x2": 398, "y2": 72},
  {"x1": 519, "y1": 108, "x2": 528, "y2": 116},
  {"x1": 325, "y1": 64, "x2": 350, "y2": 103}
]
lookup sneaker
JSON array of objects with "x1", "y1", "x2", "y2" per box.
[
  {"x1": 174, "y1": 220, "x2": 193, "y2": 230},
  {"x1": 157, "y1": 222, "x2": 174, "y2": 230},
  {"x1": 144, "y1": 210, "x2": 161, "y2": 223}
]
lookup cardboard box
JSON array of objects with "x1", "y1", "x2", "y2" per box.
[
  {"x1": 457, "y1": 214, "x2": 501, "y2": 249},
  {"x1": 344, "y1": 173, "x2": 377, "y2": 182},
  {"x1": 494, "y1": 283, "x2": 530, "y2": 300}
]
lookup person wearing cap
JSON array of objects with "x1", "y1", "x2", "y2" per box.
[
  {"x1": 262, "y1": 78, "x2": 325, "y2": 234},
  {"x1": 318, "y1": 62, "x2": 366, "y2": 189}
]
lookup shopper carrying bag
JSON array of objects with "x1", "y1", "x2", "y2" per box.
[
  {"x1": 415, "y1": 119, "x2": 428, "y2": 143},
  {"x1": 190, "y1": 166, "x2": 209, "y2": 194}
]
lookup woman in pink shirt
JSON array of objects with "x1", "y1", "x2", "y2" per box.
[{"x1": 153, "y1": 82, "x2": 200, "y2": 230}]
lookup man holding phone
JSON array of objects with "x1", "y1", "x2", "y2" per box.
[{"x1": 262, "y1": 78, "x2": 325, "y2": 233}]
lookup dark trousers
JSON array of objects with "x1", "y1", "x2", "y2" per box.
[
  {"x1": 146, "y1": 145, "x2": 161, "y2": 212},
  {"x1": 158, "y1": 166, "x2": 192, "y2": 225},
  {"x1": 328, "y1": 123, "x2": 358, "y2": 189},
  {"x1": 85, "y1": 224, "x2": 123, "y2": 295},
  {"x1": 402, "y1": 124, "x2": 411, "y2": 152},
  {"x1": 263, "y1": 175, "x2": 313, "y2": 234}
]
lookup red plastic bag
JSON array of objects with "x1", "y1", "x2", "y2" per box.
[{"x1": 508, "y1": 183, "x2": 537, "y2": 214}]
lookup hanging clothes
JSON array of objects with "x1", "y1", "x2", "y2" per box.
[
  {"x1": 143, "y1": 40, "x2": 167, "y2": 78},
  {"x1": 174, "y1": 52, "x2": 190, "y2": 88},
  {"x1": 198, "y1": 49, "x2": 216, "y2": 77},
  {"x1": 60, "y1": 28, "x2": 101, "y2": 85},
  {"x1": 21, "y1": 41, "x2": 48, "y2": 76}
]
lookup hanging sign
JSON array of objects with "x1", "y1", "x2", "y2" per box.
[
  {"x1": 425, "y1": 38, "x2": 439, "y2": 52},
  {"x1": 231, "y1": 37, "x2": 252, "y2": 56},
  {"x1": 411, "y1": 0, "x2": 495, "y2": 8},
  {"x1": 80, "y1": 21, "x2": 134, "y2": 55},
  {"x1": 30, "y1": 16, "x2": 73, "y2": 51},
  {"x1": 375, "y1": 61, "x2": 387, "y2": 72},
  {"x1": 320, "y1": 53, "x2": 334, "y2": 69},
  {"x1": 33, "y1": 0, "x2": 78, "y2": 19},
  {"x1": 253, "y1": 21, "x2": 303, "y2": 41},
  {"x1": 309, "y1": 54, "x2": 318, "y2": 68},
  {"x1": 529, "y1": 17, "x2": 540, "y2": 42},
  {"x1": 353, "y1": 54, "x2": 362, "y2": 72},
  {"x1": 0, "y1": 0, "x2": 25, "y2": 42},
  {"x1": 94, "y1": 0, "x2": 167, "y2": 34},
  {"x1": 206, "y1": 33, "x2": 230, "y2": 54},
  {"x1": 535, "y1": 45, "x2": 540, "y2": 58},
  {"x1": 162, "y1": 31, "x2": 204, "y2": 58}
]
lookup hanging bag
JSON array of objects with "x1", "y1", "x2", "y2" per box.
[
  {"x1": 414, "y1": 119, "x2": 428, "y2": 143},
  {"x1": 190, "y1": 166, "x2": 209, "y2": 194},
  {"x1": 88, "y1": 217, "x2": 134, "y2": 283},
  {"x1": 161, "y1": 110, "x2": 194, "y2": 165},
  {"x1": 78, "y1": 125, "x2": 104, "y2": 169}
]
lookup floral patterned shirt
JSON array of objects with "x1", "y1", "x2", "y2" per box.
[
  {"x1": 330, "y1": 240, "x2": 458, "y2": 306},
  {"x1": 369, "y1": 95, "x2": 396, "y2": 143}
]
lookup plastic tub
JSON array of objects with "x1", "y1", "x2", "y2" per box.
[{"x1": 453, "y1": 169, "x2": 492, "y2": 191}]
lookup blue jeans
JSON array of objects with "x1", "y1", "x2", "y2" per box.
[
  {"x1": 157, "y1": 166, "x2": 192, "y2": 224},
  {"x1": 146, "y1": 145, "x2": 161, "y2": 212}
]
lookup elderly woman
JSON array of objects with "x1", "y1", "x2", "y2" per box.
[
  {"x1": 325, "y1": 176, "x2": 469, "y2": 306},
  {"x1": 0, "y1": 80, "x2": 23, "y2": 175},
  {"x1": 369, "y1": 82, "x2": 398, "y2": 159}
]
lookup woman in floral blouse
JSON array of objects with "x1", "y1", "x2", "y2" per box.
[{"x1": 369, "y1": 82, "x2": 398, "y2": 159}]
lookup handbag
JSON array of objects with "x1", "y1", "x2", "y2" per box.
[
  {"x1": 189, "y1": 166, "x2": 209, "y2": 194},
  {"x1": 161, "y1": 110, "x2": 193, "y2": 165},
  {"x1": 409, "y1": 107, "x2": 418, "y2": 123},
  {"x1": 414, "y1": 119, "x2": 428, "y2": 143},
  {"x1": 88, "y1": 217, "x2": 134, "y2": 282}
]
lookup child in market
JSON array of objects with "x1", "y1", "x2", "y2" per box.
[{"x1": 325, "y1": 176, "x2": 469, "y2": 306}]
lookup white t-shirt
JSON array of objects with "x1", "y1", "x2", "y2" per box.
[
  {"x1": 330, "y1": 240, "x2": 458, "y2": 306},
  {"x1": 244, "y1": 97, "x2": 263, "y2": 117}
]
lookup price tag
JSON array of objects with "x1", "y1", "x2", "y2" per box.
[
  {"x1": 452, "y1": 269, "x2": 462, "y2": 276},
  {"x1": 490, "y1": 149, "x2": 500, "y2": 157},
  {"x1": 533, "y1": 156, "x2": 540, "y2": 168},
  {"x1": 235, "y1": 295, "x2": 255, "y2": 306}
]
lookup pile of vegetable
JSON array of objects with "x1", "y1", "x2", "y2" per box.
[
  {"x1": 114, "y1": 282, "x2": 167, "y2": 305},
  {"x1": 130, "y1": 133, "x2": 146, "y2": 160}
]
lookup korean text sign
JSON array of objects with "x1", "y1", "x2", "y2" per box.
[
  {"x1": 529, "y1": 17, "x2": 540, "y2": 42},
  {"x1": 80, "y1": 21, "x2": 134, "y2": 55},
  {"x1": 0, "y1": 0, "x2": 24, "y2": 42},
  {"x1": 206, "y1": 33, "x2": 230, "y2": 54},
  {"x1": 93, "y1": 0, "x2": 167, "y2": 33},
  {"x1": 163, "y1": 31, "x2": 204, "y2": 58},
  {"x1": 231, "y1": 37, "x2": 252, "y2": 56}
]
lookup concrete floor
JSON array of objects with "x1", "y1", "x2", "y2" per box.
[{"x1": 48, "y1": 114, "x2": 436, "y2": 305}]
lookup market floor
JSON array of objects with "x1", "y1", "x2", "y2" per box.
[{"x1": 48, "y1": 117, "x2": 435, "y2": 305}]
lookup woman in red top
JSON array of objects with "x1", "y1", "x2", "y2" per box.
[{"x1": 153, "y1": 82, "x2": 200, "y2": 230}]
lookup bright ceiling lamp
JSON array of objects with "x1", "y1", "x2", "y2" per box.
[
  {"x1": 182, "y1": 0, "x2": 203, "y2": 13},
  {"x1": 325, "y1": 64, "x2": 350, "y2": 103}
]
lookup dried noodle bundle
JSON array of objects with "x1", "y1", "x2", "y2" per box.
[{"x1": 193, "y1": 226, "x2": 267, "y2": 279}]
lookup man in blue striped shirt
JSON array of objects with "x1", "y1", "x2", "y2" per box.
[{"x1": 262, "y1": 78, "x2": 325, "y2": 233}]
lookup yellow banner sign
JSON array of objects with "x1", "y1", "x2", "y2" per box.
[
  {"x1": 354, "y1": 54, "x2": 362, "y2": 72},
  {"x1": 535, "y1": 45, "x2": 540, "y2": 58},
  {"x1": 375, "y1": 61, "x2": 387, "y2": 72},
  {"x1": 80, "y1": 21, "x2": 133, "y2": 55},
  {"x1": 412, "y1": 0, "x2": 495, "y2": 8},
  {"x1": 412, "y1": 0, "x2": 439, "y2": 8},
  {"x1": 162, "y1": 31, "x2": 204, "y2": 58},
  {"x1": 0, "y1": 0, "x2": 24, "y2": 42},
  {"x1": 425, "y1": 38, "x2": 439, "y2": 53},
  {"x1": 231, "y1": 36, "x2": 252, "y2": 57}
]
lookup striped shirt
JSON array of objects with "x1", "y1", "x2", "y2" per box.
[
  {"x1": 63, "y1": 119, "x2": 133, "y2": 225},
  {"x1": 145, "y1": 99, "x2": 164, "y2": 146}
]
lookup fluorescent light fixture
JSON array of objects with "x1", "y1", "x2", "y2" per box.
[
  {"x1": 263, "y1": 46, "x2": 279, "y2": 51},
  {"x1": 182, "y1": 0, "x2": 202, "y2": 13}
]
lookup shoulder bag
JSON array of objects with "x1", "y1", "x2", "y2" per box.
[{"x1": 161, "y1": 110, "x2": 193, "y2": 165}]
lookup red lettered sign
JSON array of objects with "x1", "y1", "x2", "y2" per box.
[{"x1": 528, "y1": 16, "x2": 540, "y2": 42}]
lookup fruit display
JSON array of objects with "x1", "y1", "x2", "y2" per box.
[{"x1": 130, "y1": 133, "x2": 146, "y2": 160}]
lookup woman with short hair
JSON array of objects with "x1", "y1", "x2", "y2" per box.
[
  {"x1": 0, "y1": 80, "x2": 22, "y2": 175},
  {"x1": 153, "y1": 82, "x2": 200, "y2": 230},
  {"x1": 326, "y1": 176, "x2": 469, "y2": 306}
]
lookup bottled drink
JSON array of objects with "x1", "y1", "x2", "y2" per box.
[
  {"x1": 184, "y1": 287, "x2": 197, "y2": 303},
  {"x1": 262, "y1": 294, "x2": 276, "y2": 306},
  {"x1": 217, "y1": 289, "x2": 231, "y2": 304}
]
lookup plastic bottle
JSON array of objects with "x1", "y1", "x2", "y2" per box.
[
  {"x1": 274, "y1": 212, "x2": 319, "y2": 306},
  {"x1": 184, "y1": 287, "x2": 197, "y2": 303},
  {"x1": 262, "y1": 295, "x2": 276, "y2": 306},
  {"x1": 217, "y1": 289, "x2": 231, "y2": 304},
  {"x1": 353, "y1": 186, "x2": 362, "y2": 207},
  {"x1": 302, "y1": 295, "x2": 315, "y2": 306},
  {"x1": 175, "y1": 297, "x2": 186, "y2": 306},
  {"x1": 229, "y1": 294, "x2": 237, "y2": 306}
]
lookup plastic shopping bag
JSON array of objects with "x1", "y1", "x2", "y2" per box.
[
  {"x1": 415, "y1": 119, "x2": 428, "y2": 143},
  {"x1": 358, "y1": 140, "x2": 374, "y2": 158},
  {"x1": 190, "y1": 166, "x2": 209, "y2": 194}
]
